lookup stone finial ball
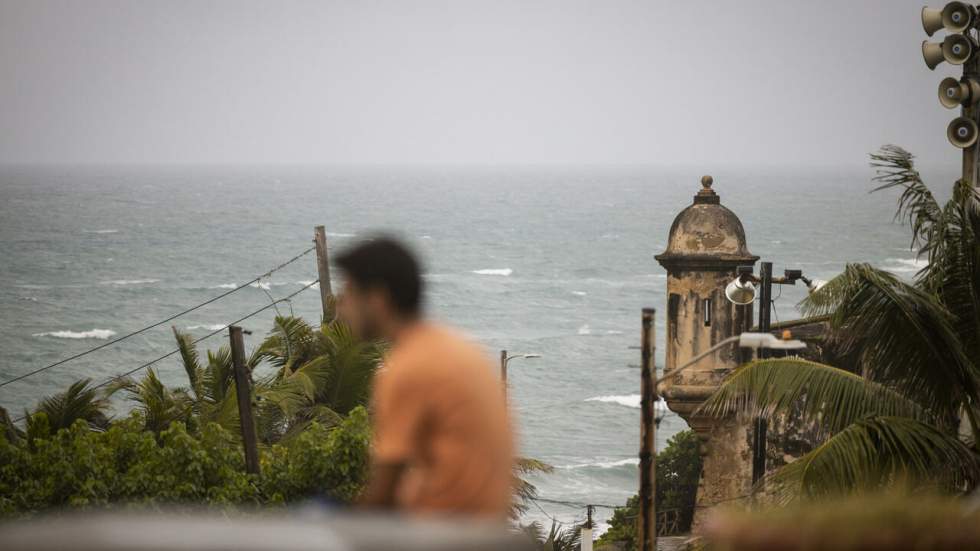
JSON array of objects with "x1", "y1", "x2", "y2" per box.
[{"x1": 701, "y1": 175, "x2": 713, "y2": 189}]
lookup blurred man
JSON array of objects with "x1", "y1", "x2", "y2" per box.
[{"x1": 335, "y1": 237, "x2": 514, "y2": 519}]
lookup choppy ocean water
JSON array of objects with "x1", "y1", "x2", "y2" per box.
[{"x1": 0, "y1": 164, "x2": 949, "y2": 529}]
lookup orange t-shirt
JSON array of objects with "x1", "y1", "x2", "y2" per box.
[{"x1": 370, "y1": 322, "x2": 515, "y2": 518}]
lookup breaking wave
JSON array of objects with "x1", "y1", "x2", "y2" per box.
[
  {"x1": 586, "y1": 394, "x2": 641, "y2": 408},
  {"x1": 101, "y1": 279, "x2": 160, "y2": 286},
  {"x1": 882, "y1": 257, "x2": 928, "y2": 273},
  {"x1": 557, "y1": 458, "x2": 639, "y2": 470},
  {"x1": 472, "y1": 268, "x2": 513, "y2": 276},
  {"x1": 33, "y1": 329, "x2": 116, "y2": 340},
  {"x1": 85, "y1": 229, "x2": 119, "y2": 234},
  {"x1": 186, "y1": 324, "x2": 226, "y2": 331},
  {"x1": 210, "y1": 283, "x2": 238, "y2": 289}
]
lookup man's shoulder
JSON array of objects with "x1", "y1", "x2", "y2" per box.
[{"x1": 389, "y1": 322, "x2": 490, "y2": 371}]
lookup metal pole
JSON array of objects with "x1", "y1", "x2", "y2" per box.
[
  {"x1": 230, "y1": 325, "x2": 260, "y2": 475},
  {"x1": 751, "y1": 262, "x2": 772, "y2": 485},
  {"x1": 638, "y1": 308, "x2": 657, "y2": 551},
  {"x1": 314, "y1": 226, "x2": 335, "y2": 321}
]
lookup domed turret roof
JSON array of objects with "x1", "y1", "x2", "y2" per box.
[{"x1": 655, "y1": 176, "x2": 757, "y2": 270}]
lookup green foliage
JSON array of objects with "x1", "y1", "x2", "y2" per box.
[
  {"x1": 0, "y1": 407, "x2": 371, "y2": 517},
  {"x1": 259, "y1": 407, "x2": 371, "y2": 504},
  {"x1": 596, "y1": 430, "x2": 702, "y2": 549}
]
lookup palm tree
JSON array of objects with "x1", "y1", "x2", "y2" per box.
[
  {"x1": 106, "y1": 368, "x2": 195, "y2": 434},
  {"x1": 250, "y1": 316, "x2": 384, "y2": 442},
  {"x1": 699, "y1": 145, "x2": 980, "y2": 500},
  {"x1": 152, "y1": 317, "x2": 384, "y2": 444},
  {"x1": 520, "y1": 520, "x2": 582, "y2": 551},
  {"x1": 27, "y1": 379, "x2": 110, "y2": 433}
]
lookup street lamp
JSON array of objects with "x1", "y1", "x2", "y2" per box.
[
  {"x1": 653, "y1": 331, "x2": 807, "y2": 389},
  {"x1": 499, "y1": 350, "x2": 541, "y2": 389}
]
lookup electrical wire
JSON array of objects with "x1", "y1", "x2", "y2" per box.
[
  {"x1": 12, "y1": 279, "x2": 320, "y2": 423},
  {"x1": 0, "y1": 246, "x2": 315, "y2": 390}
]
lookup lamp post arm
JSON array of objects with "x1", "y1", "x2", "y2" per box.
[{"x1": 653, "y1": 335, "x2": 740, "y2": 389}]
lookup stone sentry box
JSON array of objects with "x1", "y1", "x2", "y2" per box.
[{"x1": 654, "y1": 176, "x2": 759, "y2": 532}]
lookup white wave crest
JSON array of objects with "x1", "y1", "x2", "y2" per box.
[
  {"x1": 33, "y1": 329, "x2": 116, "y2": 340},
  {"x1": 586, "y1": 394, "x2": 641, "y2": 408},
  {"x1": 20, "y1": 296, "x2": 39, "y2": 302},
  {"x1": 558, "y1": 458, "x2": 639, "y2": 470},
  {"x1": 85, "y1": 229, "x2": 119, "y2": 234},
  {"x1": 571, "y1": 291, "x2": 588, "y2": 296},
  {"x1": 472, "y1": 268, "x2": 513, "y2": 276},
  {"x1": 186, "y1": 324, "x2": 226, "y2": 331},
  {"x1": 101, "y1": 279, "x2": 160, "y2": 286},
  {"x1": 296, "y1": 280, "x2": 320, "y2": 289},
  {"x1": 211, "y1": 283, "x2": 238, "y2": 289},
  {"x1": 327, "y1": 232, "x2": 356, "y2": 237},
  {"x1": 882, "y1": 257, "x2": 928, "y2": 273},
  {"x1": 250, "y1": 282, "x2": 272, "y2": 290},
  {"x1": 577, "y1": 324, "x2": 592, "y2": 335}
]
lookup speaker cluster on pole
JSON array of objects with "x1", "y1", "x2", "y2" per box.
[{"x1": 923, "y1": 2, "x2": 980, "y2": 148}]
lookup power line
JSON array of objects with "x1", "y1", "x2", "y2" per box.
[
  {"x1": 0, "y1": 246, "x2": 315, "y2": 390},
  {"x1": 12, "y1": 279, "x2": 320, "y2": 423},
  {"x1": 533, "y1": 496, "x2": 625, "y2": 510}
]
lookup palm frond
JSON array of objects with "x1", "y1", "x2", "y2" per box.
[
  {"x1": 800, "y1": 263, "x2": 978, "y2": 420},
  {"x1": 770, "y1": 416, "x2": 980, "y2": 502},
  {"x1": 172, "y1": 326, "x2": 204, "y2": 400},
  {"x1": 870, "y1": 145, "x2": 942, "y2": 257},
  {"x1": 699, "y1": 358, "x2": 928, "y2": 435},
  {"x1": 33, "y1": 378, "x2": 110, "y2": 431},
  {"x1": 252, "y1": 316, "x2": 316, "y2": 376},
  {"x1": 108, "y1": 369, "x2": 193, "y2": 433}
]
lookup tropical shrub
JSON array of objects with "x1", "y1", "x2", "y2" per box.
[
  {"x1": 596, "y1": 430, "x2": 702, "y2": 549},
  {"x1": 0, "y1": 407, "x2": 371, "y2": 517}
]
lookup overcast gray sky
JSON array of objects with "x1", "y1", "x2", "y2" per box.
[{"x1": 0, "y1": 1, "x2": 965, "y2": 167}]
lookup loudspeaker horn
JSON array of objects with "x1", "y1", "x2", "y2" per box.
[
  {"x1": 940, "y1": 77, "x2": 966, "y2": 108},
  {"x1": 923, "y1": 40, "x2": 946, "y2": 69},
  {"x1": 923, "y1": 6, "x2": 945, "y2": 36},
  {"x1": 943, "y1": 2, "x2": 976, "y2": 33},
  {"x1": 948, "y1": 116, "x2": 979, "y2": 149},
  {"x1": 939, "y1": 77, "x2": 980, "y2": 108},
  {"x1": 943, "y1": 34, "x2": 975, "y2": 65}
]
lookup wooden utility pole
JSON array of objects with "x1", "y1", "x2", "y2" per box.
[
  {"x1": 230, "y1": 325, "x2": 260, "y2": 475},
  {"x1": 638, "y1": 308, "x2": 657, "y2": 551},
  {"x1": 581, "y1": 504, "x2": 595, "y2": 551},
  {"x1": 500, "y1": 349, "x2": 508, "y2": 389},
  {"x1": 313, "y1": 226, "x2": 335, "y2": 321}
]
